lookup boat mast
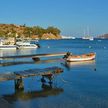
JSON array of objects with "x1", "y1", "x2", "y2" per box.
[{"x1": 87, "y1": 26, "x2": 90, "y2": 37}]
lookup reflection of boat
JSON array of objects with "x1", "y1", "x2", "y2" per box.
[
  {"x1": 0, "y1": 39, "x2": 16, "y2": 50},
  {"x1": 61, "y1": 60, "x2": 96, "y2": 70},
  {"x1": 16, "y1": 41, "x2": 39, "y2": 49},
  {"x1": 66, "y1": 53, "x2": 96, "y2": 62},
  {"x1": 66, "y1": 60, "x2": 95, "y2": 67}
]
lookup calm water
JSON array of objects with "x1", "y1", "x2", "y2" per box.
[{"x1": 0, "y1": 39, "x2": 108, "y2": 108}]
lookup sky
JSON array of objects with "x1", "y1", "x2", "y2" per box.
[{"x1": 0, "y1": 0, "x2": 108, "y2": 37}]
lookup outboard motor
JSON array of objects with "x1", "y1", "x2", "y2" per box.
[{"x1": 63, "y1": 52, "x2": 71, "y2": 59}]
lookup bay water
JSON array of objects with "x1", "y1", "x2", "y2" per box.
[{"x1": 0, "y1": 39, "x2": 108, "y2": 108}]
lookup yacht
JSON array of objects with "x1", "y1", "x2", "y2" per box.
[
  {"x1": 0, "y1": 39, "x2": 16, "y2": 50},
  {"x1": 82, "y1": 36, "x2": 94, "y2": 41},
  {"x1": 89, "y1": 37, "x2": 94, "y2": 41},
  {"x1": 16, "y1": 41, "x2": 39, "y2": 49}
]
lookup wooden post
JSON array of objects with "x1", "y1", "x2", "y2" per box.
[
  {"x1": 32, "y1": 57, "x2": 40, "y2": 61},
  {"x1": 42, "y1": 74, "x2": 53, "y2": 84},
  {"x1": 14, "y1": 77, "x2": 24, "y2": 90},
  {"x1": 41, "y1": 83, "x2": 52, "y2": 90},
  {"x1": 41, "y1": 76, "x2": 46, "y2": 83}
]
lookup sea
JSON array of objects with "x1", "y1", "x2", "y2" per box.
[{"x1": 0, "y1": 38, "x2": 108, "y2": 108}]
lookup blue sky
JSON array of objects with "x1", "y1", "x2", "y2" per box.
[{"x1": 0, "y1": 0, "x2": 108, "y2": 37}]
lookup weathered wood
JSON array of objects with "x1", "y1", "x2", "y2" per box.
[
  {"x1": 15, "y1": 78, "x2": 24, "y2": 90},
  {"x1": 0, "y1": 52, "x2": 66, "y2": 59},
  {"x1": 32, "y1": 57, "x2": 40, "y2": 61},
  {"x1": 0, "y1": 73, "x2": 16, "y2": 81},
  {"x1": 0, "y1": 66, "x2": 63, "y2": 82}
]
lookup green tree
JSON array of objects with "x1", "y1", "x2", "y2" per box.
[
  {"x1": 32, "y1": 26, "x2": 45, "y2": 38},
  {"x1": 46, "y1": 26, "x2": 61, "y2": 35}
]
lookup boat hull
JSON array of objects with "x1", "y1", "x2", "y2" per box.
[
  {"x1": 0, "y1": 45, "x2": 16, "y2": 50},
  {"x1": 16, "y1": 41, "x2": 38, "y2": 49},
  {"x1": 16, "y1": 45, "x2": 38, "y2": 49},
  {"x1": 66, "y1": 53, "x2": 96, "y2": 62}
]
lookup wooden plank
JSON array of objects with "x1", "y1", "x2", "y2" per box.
[
  {"x1": 0, "y1": 66, "x2": 63, "y2": 82},
  {"x1": 15, "y1": 66, "x2": 63, "y2": 78},
  {"x1": 0, "y1": 73, "x2": 16, "y2": 81},
  {"x1": 0, "y1": 52, "x2": 66, "y2": 59}
]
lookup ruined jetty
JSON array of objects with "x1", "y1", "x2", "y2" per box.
[{"x1": 0, "y1": 66, "x2": 63, "y2": 90}]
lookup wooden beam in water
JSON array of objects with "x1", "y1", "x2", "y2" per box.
[
  {"x1": 0, "y1": 66, "x2": 63, "y2": 82},
  {"x1": 0, "y1": 52, "x2": 66, "y2": 59}
]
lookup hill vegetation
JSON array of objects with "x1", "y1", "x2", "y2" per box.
[{"x1": 0, "y1": 24, "x2": 62, "y2": 39}]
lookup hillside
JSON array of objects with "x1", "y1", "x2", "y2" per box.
[
  {"x1": 98, "y1": 34, "x2": 108, "y2": 39},
  {"x1": 0, "y1": 24, "x2": 62, "y2": 39}
]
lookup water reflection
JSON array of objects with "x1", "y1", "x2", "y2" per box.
[
  {"x1": 0, "y1": 61, "x2": 34, "y2": 66},
  {"x1": 61, "y1": 60, "x2": 96, "y2": 70},
  {"x1": 1, "y1": 66, "x2": 64, "y2": 103},
  {"x1": 0, "y1": 49, "x2": 38, "y2": 57},
  {"x1": 2, "y1": 81, "x2": 63, "y2": 103},
  {"x1": 0, "y1": 58, "x2": 63, "y2": 67}
]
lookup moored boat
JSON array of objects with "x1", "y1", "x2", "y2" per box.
[
  {"x1": 0, "y1": 39, "x2": 16, "y2": 50},
  {"x1": 16, "y1": 41, "x2": 39, "y2": 49},
  {"x1": 0, "y1": 45, "x2": 16, "y2": 50},
  {"x1": 65, "y1": 52, "x2": 96, "y2": 62}
]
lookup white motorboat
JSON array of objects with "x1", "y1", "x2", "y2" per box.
[
  {"x1": 16, "y1": 41, "x2": 39, "y2": 49},
  {"x1": 0, "y1": 39, "x2": 16, "y2": 50}
]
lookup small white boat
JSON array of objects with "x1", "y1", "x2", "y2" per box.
[
  {"x1": 0, "y1": 39, "x2": 16, "y2": 50},
  {"x1": 65, "y1": 52, "x2": 96, "y2": 62},
  {"x1": 16, "y1": 41, "x2": 39, "y2": 49},
  {"x1": 82, "y1": 36, "x2": 94, "y2": 41},
  {"x1": 89, "y1": 37, "x2": 94, "y2": 41}
]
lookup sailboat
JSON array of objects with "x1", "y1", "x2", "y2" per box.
[{"x1": 82, "y1": 27, "x2": 94, "y2": 41}]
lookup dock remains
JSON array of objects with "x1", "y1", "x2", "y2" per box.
[
  {"x1": 0, "y1": 66, "x2": 63, "y2": 82},
  {"x1": 0, "y1": 52, "x2": 67, "y2": 60},
  {"x1": 0, "y1": 66, "x2": 63, "y2": 90}
]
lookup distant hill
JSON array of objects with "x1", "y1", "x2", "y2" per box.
[
  {"x1": 0, "y1": 24, "x2": 62, "y2": 39},
  {"x1": 98, "y1": 34, "x2": 108, "y2": 39}
]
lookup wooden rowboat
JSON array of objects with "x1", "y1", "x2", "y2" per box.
[{"x1": 65, "y1": 52, "x2": 96, "y2": 62}]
